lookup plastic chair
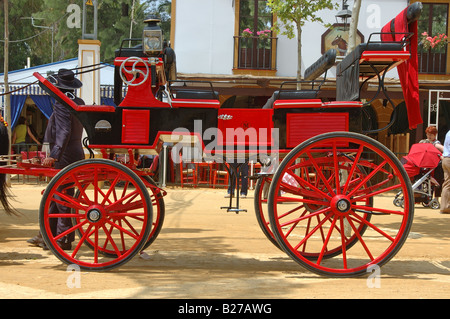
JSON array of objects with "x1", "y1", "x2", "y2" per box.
[
  {"x1": 179, "y1": 154, "x2": 197, "y2": 187},
  {"x1": 212, "y1": 163, "x2": 229, "y2": 188}
]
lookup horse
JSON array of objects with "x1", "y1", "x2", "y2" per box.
[
  {"x1": 0, "y1": 120, "x2": 19, "y2": 215},
  {"x1": 331, "y1": 35, "x2": 348, "y2": 56}
]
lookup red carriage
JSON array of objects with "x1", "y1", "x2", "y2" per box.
[{"x1": 0, "y1": 4, "x2": 423, "y2": 277}]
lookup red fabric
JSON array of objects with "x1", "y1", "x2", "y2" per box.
[
  {"x1": 403, "y1": 160, "x2": 420, "y2": 178},
  {"x1": 381, "y1": 8, "x2": 422, "y2": 129}
]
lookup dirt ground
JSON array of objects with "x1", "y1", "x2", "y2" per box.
[{"x1": 0, "y1": 181, "x2": 449, "y2": 300}]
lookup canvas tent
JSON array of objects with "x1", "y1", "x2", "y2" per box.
[{"x1": 0, "y1": 58, "x2": 117, "y2": 128}]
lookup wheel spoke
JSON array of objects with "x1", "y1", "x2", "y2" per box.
[
  {"x1": 101, "y1": 174, "x2": 123, "y2": 206},
  {"x1": 346, "y1": 216, "x2": 375, "y2": 261},
  {"x1": 305, "y1": 150, "x2": 336, "y2": 196},
  {"x1": 342, "y1": 145, "x2": 364, "y2": 194},
  {"x1": 52, "y1": 190, "x2": 87, "y2": 212}
]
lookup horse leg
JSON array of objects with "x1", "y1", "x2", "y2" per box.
[{"x1": 0, "y1": 122, "x2": 19, "y2": 216}]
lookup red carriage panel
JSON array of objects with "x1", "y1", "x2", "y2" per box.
[
  {"x1": 121, "y1": 109, "x2": 150, "y2": 144},
  {"x1": 114, "y1": 57, "x2": 170, "y2": 108},
  {"x1": 286, "y1": 112, "x2": 348, "y2": 148},
  {"x1": 217, "y1": 109, "x2": 274, "y2": 147}
]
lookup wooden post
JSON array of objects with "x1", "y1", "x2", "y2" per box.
[{"x1": 3, "y1": 0, "x2": 11, "y2": 186}]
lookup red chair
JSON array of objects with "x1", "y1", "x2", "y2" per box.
[
  {"x1": 212, "y1": 163, "x2": 229, "y2": 188},
  {"x1": 179, "y1": 154, "x2": 197, "y2": 187}
]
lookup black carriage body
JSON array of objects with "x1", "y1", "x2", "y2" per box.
[
  {"x1": 35, "y1": 72, "x2": 362, "y2": 154},
  {"x1": 83, "y1": 106, "x2": 218, "y2": 148},
  {"x1": 76, "y1": 104, "x2": 362, "y2": 153}
]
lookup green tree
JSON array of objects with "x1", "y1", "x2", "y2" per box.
[
  {"x1": 0, "y1": 0, "x2": 47, "y2": 73},
  {"x1": 267, "y1": 0, "x2": 337, "y2": 85},
  {"x1": 34, "y1": 0, "x2": 148, "y2": 64},
  {"x1": 2, "y1": 0, "x2": 171, "y2": 72}
]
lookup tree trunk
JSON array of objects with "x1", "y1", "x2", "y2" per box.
[
  {"x1": 4, "y1": 0, "x2": 12, "y2": 185},
  {"x1": 347, "y1": 0, "x2": 362, "y2": 55},
  {"x1": 297, "y1": 23, "x2": 302, "y2": 90}
]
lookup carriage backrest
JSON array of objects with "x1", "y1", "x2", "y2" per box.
[
  {"x1": 170, "y1": 80, "x2": 220, "y2": 108},
  {"x1": 304, "y1": 48, "x2": 337, "y2": 81},
  {"x1": 33, "y1": 72, "x2": 116, "y2": 113}
]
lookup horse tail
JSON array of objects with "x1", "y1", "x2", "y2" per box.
[{"x1": 0, "y1": 121, "x2": 19, "y2": 216}]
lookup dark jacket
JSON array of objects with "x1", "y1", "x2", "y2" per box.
[{"x1": 44, "y1": 97, "x2": 84, "y2": 169}]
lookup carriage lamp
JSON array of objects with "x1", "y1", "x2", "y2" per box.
[
  {"x1": 335, "y1": 0, "x2": 352, "y2": 31},
  {"x1": 142, "y1": 15, "x2": 163, "y2": 56}
]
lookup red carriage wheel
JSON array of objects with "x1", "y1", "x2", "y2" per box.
[
  {"x1": 267, "y1": 132, "x2": 414, "y2": 277},
  {"x1": 39, "y1": 159, "x2": 153, "y2": 271}
]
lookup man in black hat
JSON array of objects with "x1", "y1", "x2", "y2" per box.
[
  {"x1": 42, "y1": 68, "x2": 84, "y2": 169},
  {"x1": 28, "y1": 69, "x2": 85, "y2": 250}
]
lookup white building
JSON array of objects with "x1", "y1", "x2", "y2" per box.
[
  {"x1": 171, "y1": 0, "x2": 407, "y2": 78},
  {"x1": 170, "y1": 0, "x2": 450, "y2": 146}
]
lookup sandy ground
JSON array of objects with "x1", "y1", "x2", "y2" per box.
[{"x1": 0, "y1": 181, "x2": 449, "y2": 300}]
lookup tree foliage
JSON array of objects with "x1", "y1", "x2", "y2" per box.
[
  {"x1": 267, "y1": 0, "x2": 337, "y2": 82},
  {"x1": 268, "y1": 0, "x2": 336, "y2": 39},
  {"x1": 1, "y1": 0, "x2": 171, "y2": 73}
]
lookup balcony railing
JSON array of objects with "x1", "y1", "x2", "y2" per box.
[
  {"x1": 418, "y1": 51, "x2": 447, "y2": 74},
  {"x1": 233, "y1": 36, "x2": 277, "y2": 70}
]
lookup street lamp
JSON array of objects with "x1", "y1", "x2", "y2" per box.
[
  {"x1": 335, "y1": 0, "x2": 352, "y2": 31},
  {"x1": 142, "y1": 15, "x2": 163, "y2": 57}
]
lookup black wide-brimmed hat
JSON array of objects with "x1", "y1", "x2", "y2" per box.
[{"x1": 53, "y1": 68, "x2": 82, "y2": 89}]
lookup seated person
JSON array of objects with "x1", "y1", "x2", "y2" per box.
[{"x1": 419, "y1": 126, "x2": 444, "y2": 153}]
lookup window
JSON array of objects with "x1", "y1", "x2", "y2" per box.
[
  {"x1": 417, "y1": 3, "x2": 448, "y2": 74},
  {"x1": 234, "y1": 0, "x2": 276, "y2": 70}
]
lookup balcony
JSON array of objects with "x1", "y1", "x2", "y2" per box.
[
  {"x1": 418, "y1": 51, "x2": 447, "y2": 74},
  {"x1": 233, "y1": 35, "x2": 277, "y2": 71}
]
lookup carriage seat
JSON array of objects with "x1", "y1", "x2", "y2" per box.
[
  {"x1": 337, "y1": 41, "x2": 405, "y2": 76},
  {"x1": 262, "y1": 90, "x2": 319, "y2": 109},
  {"x1": 171, "y1": 89, "x2": 220, "y2": 108},
  {"x1": 174, "y1": 90, "x2": 219, "y2": 100},
  {"x1": 262, "y1": 49, "x2": 336, "y2": 109},
  {"x1": 273, "y1": 90, "x2": 318, "y2": 100}
]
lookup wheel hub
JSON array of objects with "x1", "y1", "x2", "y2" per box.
[
  {"x1": 330, "y1": 195, "x2": 352, "y2": 215},
  {"x1": 87, "y1": 208, "x2": 103, "y2": 223},
  {"x1": 336, "y1": 199, "x2": 350, "y2": 212}
]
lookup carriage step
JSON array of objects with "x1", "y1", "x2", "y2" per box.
[{"x1": 220, "y1": 206, "x2": 247, "y2": 214}]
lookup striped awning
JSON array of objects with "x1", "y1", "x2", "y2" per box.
[
  {"x1": 1, "y1": 84, "x2": 46, "y2": 96},
  {"x1": 1, "y1": 84, "x2": 126, "y2": 98}
]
